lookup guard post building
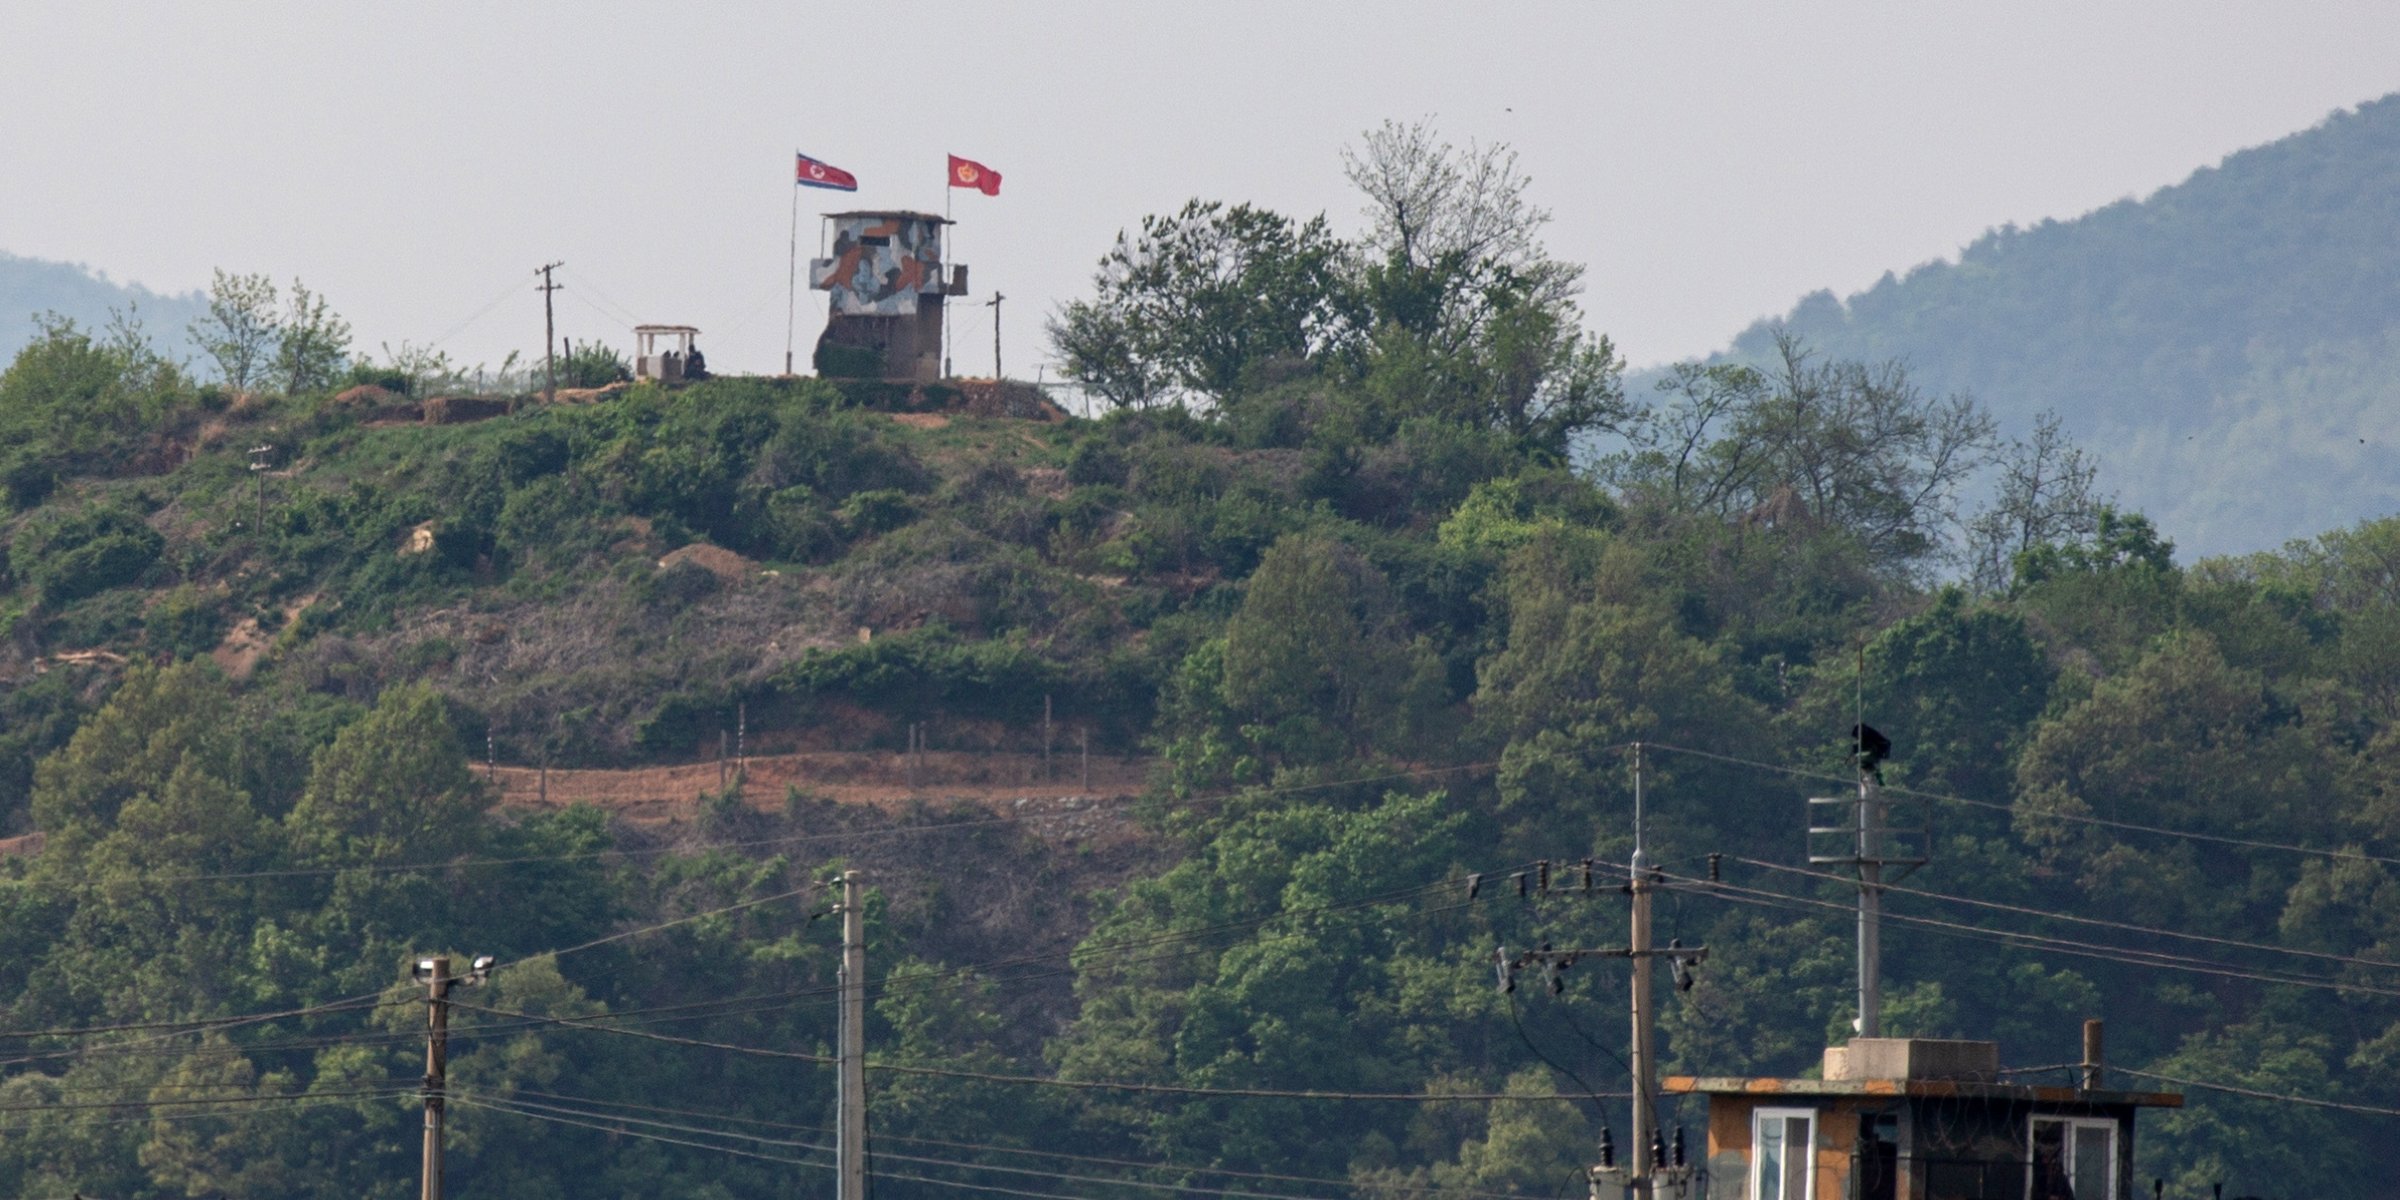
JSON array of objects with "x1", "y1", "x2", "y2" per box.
[
  {"x1": 808, "y1": 211, "x2": 969, "y2": 382},
  {"x1": 1661, "y1": 1034, "x2": 2179, "y2": 1200}
]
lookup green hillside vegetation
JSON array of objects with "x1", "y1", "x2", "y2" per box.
[
  {"x1": 1704, "y1": 93, "x2": 2400, "y2": 556},
  {"x1": 0, "y1": 122, "x2": 2394, "y2": 1197}
]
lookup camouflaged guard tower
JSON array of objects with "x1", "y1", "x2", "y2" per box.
[{"x1": 808, "y1": 211, "x2": 970, "y2": 382}]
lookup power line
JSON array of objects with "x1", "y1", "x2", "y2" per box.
[
  {"x1": 0, "y1": 993, "x2": 392, "y2": 1042},
  {"x1": 0, "y1": 992, "x2": 400, "y2": 1070},
  {"x1": 451, "y1": 999, "x2": 1620, "y2": 1100},
  {"x1": 0, "y1": 1088, "x2": 418, "y2": 1136},
  {"x1": 2112, "y1": 1067, "x2": 2400, "y2": 1118},
  {"x1": 468, "y1": 1090, "x2": 1372, "y2": 1200},
  {"x1": 1669, "y1": 869, "x2": 2400, "y2": 1000},
  {"x1": 1729, "y1": 856, "x2": 2400, "y2": 976},
  {"x1": 558, "y1": 266, "x2": 645, "y2": 328},
  {"x1": 454, "y1": 1093, "x2": 823, "y2": 1165},
  {"x1": 426, "y1": 272, "x2": 546, "y2": 352},
  {"x1": 492, "y1": 1085, "x2": 1545, "y2": 1200},
  {"x1": 0, "y1": 1082, "x2": 415, "y2": 1115},
  {"x1": 512, "y1": 882, "x2": 821, "y2": 968},
  {"x1": 1644, "y1": 741, "x2": 2400, "y2": 871},
  {"x1": 462, "y1": 1090, "x2": 1542, "y2": 1200},
  {"x1": 0, "y1": 885, "x2": 827, "y2": 1070}
]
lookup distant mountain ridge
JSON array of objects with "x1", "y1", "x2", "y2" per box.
[
  {"x1": 1687, "y1": 93, "x2": 2400, "y2": 558},
  {"x1": 0, "y1": 252, "x2": 206, "y2": 366}
]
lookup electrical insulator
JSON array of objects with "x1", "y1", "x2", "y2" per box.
[
  {"x1": 1672, "y1": 1126, "x2": 1686, "y2": 1167},
  {"x1": 1598, "y1": 1127, "x2": 1614, "y2": 1169},
  {"x1": 1650, "y1": 1130, "x2": 1666, "y2": 1169},
  {"x1": 1494, "y1": 948, "x2": 1515, "y2": 995}
]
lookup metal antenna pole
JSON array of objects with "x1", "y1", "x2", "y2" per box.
[
  {"x1": 838, "y1": 870, "x2": 868, "y2": 1200},
  {"x1": 1854, "y1": 642, "x2": 1880, "y2": 1038},
  {"x1": 1628, "y1": 744, "x2": 1654, "y2": 1196},
  {"x1": 1857, "y1": 768, "x2": 1882, "y2": 1038}
]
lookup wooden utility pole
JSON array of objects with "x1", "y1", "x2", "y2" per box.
[
  {"x1": 837, "y1": 870, "x2": 868, "y2": 1200},
  {"x1": 247, "y1": 444, "x2": 271, "y2": 529},
  {"x1": 986, "y1": 292, "x2": 1004, "y2": 380},
  {"x1": 1042, "y1": 694, "x2": 1053, "y2": 782},
  {"x1": 416, "y1": 954, "x2": 493, "y2": 1200},
  {"x1": 421, "y1": 955, "x2": 448, "y2": 1200},
  {"x1": 536, "y1": 262, "x2": 564, "y2": 407}
]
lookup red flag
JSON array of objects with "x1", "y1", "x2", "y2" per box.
[
  {"x1": 796, "y1": 151, "x2": 858, "y2": 192},
  {"x1": 948, "y1": 154, "x2": 1002, "y2": 197}
]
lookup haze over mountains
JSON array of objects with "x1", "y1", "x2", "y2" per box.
[
  {"x1": 0, "y1": 252, "x2": 203, "y2": 365},
  {"x1": 1680, "y1": 93, "x2": 2400, "y2": 559},
  {"x1": 10, "y1": 94, "x2": 2398, "y2": 559}
]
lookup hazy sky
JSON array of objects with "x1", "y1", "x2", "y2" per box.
[{"x1": 5, "y1": 2, "x2": 2398, "y2": 381}]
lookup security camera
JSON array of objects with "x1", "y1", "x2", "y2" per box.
[
  {"x1": 469, "y1": 956, "x2": 497, "y2": 983},
  {"x1": 412, "y1": 958, "x2": 438, "y2": 982}
]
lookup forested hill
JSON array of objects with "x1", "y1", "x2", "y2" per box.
[
  {"x1": 4, "y1": 122, "x2": 2400, "y2": 1197},
  {"x1": 1704, "y1": 93, "x2": 2400, "y2": 557},
  {"x1": 0, "y1": 252, "x2": 204, "y2": 365}
]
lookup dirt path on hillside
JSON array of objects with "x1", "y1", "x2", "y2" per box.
[{"x1": 487, "y1": 749, "x2": 1155, "y2": 826}]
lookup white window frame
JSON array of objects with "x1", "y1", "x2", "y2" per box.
[
  {"x1": 2027, "y1": 1115, "x2": 2118, "y2": 1200},
  {"x1": 1751, "y1": 1106, "x2": 1817, "y2": 1200}
]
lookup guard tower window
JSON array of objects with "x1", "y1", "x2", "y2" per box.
[
  {"x1": 2028, "y1": 1117, "x2": 2116, "y2": 1200},
  {"x1": 860, "y1": 235, "x2": 891, "y2": 246},
  {"x1": 1753, "y1": 1107, "x2": 1816, "y2": 1200}
]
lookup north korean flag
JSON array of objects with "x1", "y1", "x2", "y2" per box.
[
  {"x1": 796, "y1": 152, "x2": 859, "y2": 192},
  {"x1": 948, "y1": 154, "x2": 1001, "y2": 197}
]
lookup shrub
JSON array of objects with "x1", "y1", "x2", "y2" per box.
[
  {"x1": 13, "y1": 506, "x2": 164, "y2": 604},
  {"x1": 147, "y1": 585, "x2": 227, "y2": 659},
  {"x1": 556, "y1": 340, "x2": 631, "y2": 388},
  {"x1": 839, "y1": 489, "x2": 919, "y2": 538}
]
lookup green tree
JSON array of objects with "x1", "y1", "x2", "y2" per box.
[
  {"x1": 0, "y1": 311, "x2": 190, "y2": 506},
  {"x1": 1050, "y1": 200, "x2": 1352, "y2": 408},
  {"x1": 189, "y1": 269, "x2": 280, "y2": 391},
  {"x1": 2138, "y1": 1024, "x2": 2366, "y2": 1197},
  {"x1": 1962, "y1": 409, "x2": 2103, "y2": 593},
  {"x1": 1054, "y1": 790, "x2": 1479, "y2": 1176},
  {"x1": 29, "y1": 661, "x2": 238, "y2": 858},
  {"x1": 1344, "y1": 119, "x2": 1629, "y2": 457},
  {"x1": 1613, "y1": 333, "x2": 1995, "y2": 574},
  {"x1": 287, "y1": 682, "x2": 485, "y2": 866},
  {"x1": 2014, "y1": 631, "x2": 2335, "y2": 930},
  {"x1": 1212, "y1": 532, "x2": 1445, "y2": 767},
  {"x1": 275, "y1": 278, "x2": 352, "y2": 394},
  {"x1": 1471, "y1": 532, "x2": 1763, "y2": 847}
]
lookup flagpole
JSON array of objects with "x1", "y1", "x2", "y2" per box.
[
  {"x1": 785, "y1": 151, "x2": 801, "y2": 376},
  {"x1": 943, "y1": 159, "x2": 954, "y2": 379}
]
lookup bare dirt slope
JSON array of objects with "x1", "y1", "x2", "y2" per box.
[{"x1": 488, "y1": 748, "x2": 1154, "y2": 826}]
